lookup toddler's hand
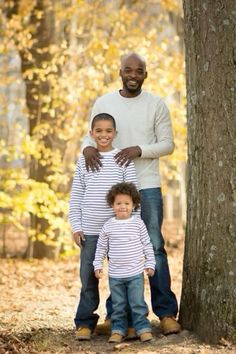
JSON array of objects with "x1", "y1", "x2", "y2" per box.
[
  {"x1": 145, "y1": 268, "x2": 155, "y2": 277},
  {"x1": 95, "y1": 269, "x2": 103, "y2": 279}
]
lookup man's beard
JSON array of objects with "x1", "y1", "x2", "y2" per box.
[{"x1": 123, "y1": 79, "x2": 144, "y2": 95}]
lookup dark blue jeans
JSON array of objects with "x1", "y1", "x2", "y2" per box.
[
  {"x1": 74, "y1": 234, "x2": 100, "y2": 330},
  {"x1": 106, "y1": 188, "x2": 178, "y2": 320},
  {"x1": 109, "y1": 273, "x2": 151, "y2": 336}
]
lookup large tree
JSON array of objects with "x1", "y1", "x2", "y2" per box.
[{"x1": 180, "y1": 1, "x2": 236, "y2": 343}]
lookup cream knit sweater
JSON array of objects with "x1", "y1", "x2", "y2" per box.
[{"x1": 82, "y1": 90, "x2": 174, "y2": 190}]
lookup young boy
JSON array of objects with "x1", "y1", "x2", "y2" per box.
[
  {"x1": 93, "y1": 182, "x2": 155, "y2": 343},
  {"x1": 69, "y1": 113, "x2": 138, "y2": 340}
]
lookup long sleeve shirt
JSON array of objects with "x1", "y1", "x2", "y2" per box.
[
  {"x1": 93, "y1": 216, "x2": 156, "y2": 278},
  {"x1": 81, "y1": 90, "x2": 174, "y2": 190},
  {"x1": 69, "y1": 148, "x2": 138, "y2": 235}
]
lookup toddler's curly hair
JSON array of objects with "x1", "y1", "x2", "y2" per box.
[{"x1": 106, "y1": 182, "x2": 140, "y2": 210}]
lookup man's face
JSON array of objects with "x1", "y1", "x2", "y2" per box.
[{"x1": 120, "y1": 55, "x2": 147, "y2": 96}]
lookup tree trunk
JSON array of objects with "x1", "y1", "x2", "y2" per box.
[
  {"x1": 19, "y1": 0, "x2": 64, "y2": 258},
  {"x1": 180, "y1": 1, "x2": 236, "y2": 343}
]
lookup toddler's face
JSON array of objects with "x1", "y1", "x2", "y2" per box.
[{"x1": 112, "y1": 193, "x2": 133, "y2": 220}]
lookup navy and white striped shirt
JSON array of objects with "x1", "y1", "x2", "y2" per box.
[
  {"x1": 93, "y1": 216, "x2": 156, "y2": 278},
  {"x1": 69, "y1": 148, "x2": 138, "y2": 234}
]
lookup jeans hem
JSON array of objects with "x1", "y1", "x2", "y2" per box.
[
  {"x1": 111, "y1": 329, "x2": 126, "y2": 336},
  {"x1": 136, "y1": 327, "x2": 152, "y2": 336},
  {"x1": 159, "y1": 314, "x2": 177, "y2": 320}
]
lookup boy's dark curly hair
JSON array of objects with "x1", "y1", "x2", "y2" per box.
[{"x1": 106, "y1": 182, "x2": 140, "y2": 210}]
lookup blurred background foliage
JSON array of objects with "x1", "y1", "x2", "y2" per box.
[{"x1": 0, "y1": 0, "x2": 186, "y2": 259}]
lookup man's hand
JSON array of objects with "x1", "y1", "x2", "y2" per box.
[
  {"x1": 145, "y1": 268, "x2": 155, "y2": 277},
  {"x1": 83, "y1": 146, "x2": 103, "y2": 172},
  {"x1": 73, "y1": 231, "x2": 85, "y2": 247},
  {"x1": 95, "y1": 269, "x2": 103, "y2": 279},
  {"x1": 115, "y1": 146, "x2": 141, "y2": 166}
]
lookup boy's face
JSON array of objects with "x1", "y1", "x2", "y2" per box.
[
  {"x1": 112, "y1": 193, "x2": 133, "y2": 220},
  {"x1": 90, "y1": 119, "x2": 117, "y2": 152}
]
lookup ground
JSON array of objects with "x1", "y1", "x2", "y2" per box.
[{"x1": 0, "y1": 221, "x2": 235, "y2": 354}]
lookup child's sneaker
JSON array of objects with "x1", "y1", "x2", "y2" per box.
[
  {"x1": 140, "y1": 332, "x2": 153, "y2": 342},
  {"x1": 108, "y1": 333, "x2": 124, "y2": 343},
  {"x1": 75, "y1": 327, "x2": 91, "y2": 340}
]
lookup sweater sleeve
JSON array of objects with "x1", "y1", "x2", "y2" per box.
[
  {"x1": 139, "y1": 99, "x2": 175, "y2": 159},
  {"x1": 139, "y1": 220, "x2": 156, "y2": 270},
  {"x1": 80, "y1": 100, "x2": 100, "y2": 151},
  {"x1": 93, "y1": 224, "x2": 109, "y2": 271},
  {"x1": 68, "y1": 158, "x2": 85, "y2": 233},
  {"x1": 123, "y1": 161, "x2": 141, "y2": 216}
]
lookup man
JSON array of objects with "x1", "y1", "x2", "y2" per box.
[{"x1": 81, "y1": 52, "x2": 181, "y2": 335}]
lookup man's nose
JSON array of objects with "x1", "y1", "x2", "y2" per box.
[{"x1": 129, "y1": 71, "x2": 136, "y2": 78}]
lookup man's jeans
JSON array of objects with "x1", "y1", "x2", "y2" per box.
[
  {"x1": 74, "y1": 234, "x2": 99, "y2": 330},
  {"x1": 106, "y1": 188, "x2": 178, "y2": 319},
  {"x1": 109, "y1": 273, "x2": 151, "y2": 336}
]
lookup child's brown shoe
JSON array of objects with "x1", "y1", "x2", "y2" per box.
[
  {"x1": 126, "y1": 327, "x2": 137, "y2": 339},
  {"x1": 108, "y1": 333, "x2": 124, "y2": 343},
  {"x1": 140, "y1": 332, "x2": 153, "y2": 342},
  {"x1": 95, "y1": 318, "x2": 111, "y2": 335}
]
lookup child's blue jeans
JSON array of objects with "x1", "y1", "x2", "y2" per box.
[
  {"x1": 74, "y1": 234, "x2": 99, "y2": 330},
  {"x1": 109, "y1": 273, "x2": 151, "y2": 336},
  {"x1": 106, "y1": 188, "x2": 178, "y2": 320}
]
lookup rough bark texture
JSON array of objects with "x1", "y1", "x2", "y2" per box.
[
  {"x1": 20, "y1": 1, "x2": 57, "y2": 258},
  {"x1": 180, "y1": 1, "x2": 236, "y2": 343},
  {"x1": 18, "y1": 0, "x2": 65, "y2": 258}
]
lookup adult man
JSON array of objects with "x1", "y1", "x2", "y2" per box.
[{"x1": 81, "y1": 52, "x2": 181, "y2": 335}]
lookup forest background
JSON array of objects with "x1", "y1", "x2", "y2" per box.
[
  {"x1": 0, "y1": 0, "x2": 186, "y2": 259},
  {"x1": 1, "y1": 1, "x2": 235, "y2": 353}
]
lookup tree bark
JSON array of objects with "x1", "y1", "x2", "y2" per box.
[
  {"x1": 18, "y1": 0, "x2": 65, "y2": 258},
  {"x1": 180, "y1": 1, "x2": 236, "y2": 343}
]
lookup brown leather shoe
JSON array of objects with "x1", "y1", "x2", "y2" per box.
[
  {"x1": 75, "y1": 327, "x2": 91, "y2": 340},
  {"x1": 108, "y1": 333, "x2": 124, "y2": 343},
  {"x1": 95, "y1": 318, "x2": 111, "y2": 335},
  {"x1": 126, "y1": 327, "x2": 137, "y2": 339},
  {"x1": 160, "y1": 316, "x2": 181, "y2": 335},
  {"x1": 140, "y1": 332, "x2": 153, "y2": 342}
]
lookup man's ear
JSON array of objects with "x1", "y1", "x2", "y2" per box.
[{"x1": 145, "y1": 71, "x2": 148, "y2": 79}]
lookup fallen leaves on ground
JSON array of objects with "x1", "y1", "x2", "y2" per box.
[{"x1": 0, "y1": 222, "x2": 235, "y2": 353}]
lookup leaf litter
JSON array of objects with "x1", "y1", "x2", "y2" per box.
[{"x1": 0, "y1": 222, "x2": 235, "y2": 353}]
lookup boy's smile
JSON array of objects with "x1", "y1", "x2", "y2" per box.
[{"x1": 90, "y1": 120, "x2": 117, "y2": 152}]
